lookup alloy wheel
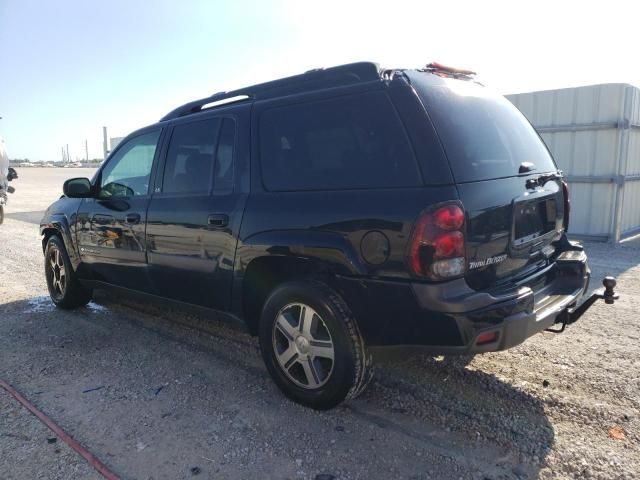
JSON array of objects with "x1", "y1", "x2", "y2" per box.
[
  {"x1": 272, "y1": 303, "x2": 335, "y2": 389},
  {"x1": 48, "y1": 246, "x2": 66, "y2": 299}
]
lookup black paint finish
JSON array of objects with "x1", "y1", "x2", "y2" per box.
[
  {"x1": 40, "y1": 63, "x2": 590, "y2": 351},
  {"x1": 145, "y1": 106, "x2": 251, "y2": 310},
  {"x1": 75, "y1": 195, "x2": 153, "y2": 291},
  {"x1": 460, "y1": 176, "x2": 564, "y2": 291}
]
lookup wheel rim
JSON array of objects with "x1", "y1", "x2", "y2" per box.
[
  {"x1": 47, "y1": 246, "x2": 66, "y2": 300},
  {"x1": 272, "y1": 303, "x2": 335, "y2": 390}
]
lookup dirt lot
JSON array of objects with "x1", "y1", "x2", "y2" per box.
[{"x1": 1, "y1": 168, "x2": 638, "y2": 480}]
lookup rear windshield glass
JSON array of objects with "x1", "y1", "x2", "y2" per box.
[
  {"x1": 259, "y1": 91, "x2": 422, "y2": 191},
  {"x1": 411, "y1": 75, "x2": 556, "y2": 183}
]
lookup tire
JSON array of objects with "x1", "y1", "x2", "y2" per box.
[
  {"x1": 0, "y1": 204, "x2": 3, "y2": 225},
  {"x1": 259, "y1": 280, "x2": 372, "y2": 410},
  {"x1": 44, "y1": 235, "x2": 93, "y2": 309}
]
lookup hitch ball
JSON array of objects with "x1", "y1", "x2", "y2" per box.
[{"x1": 603, "y1": 276, "x2": 617, "y2": 304}]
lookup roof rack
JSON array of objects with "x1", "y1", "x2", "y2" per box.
[
  {"x1": 160, "y1": 93, "x2": 252, "y2": 122},
  {"x1": 160, "y1": 62, "x2": 381, "y2": 122}
]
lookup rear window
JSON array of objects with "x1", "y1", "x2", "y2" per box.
[
  {"x1": 410, "y1": 74, "x2": 557, "y2": 183},
  {"x1": 259, "y1": 91, "x2": 422, "y2": 191}
]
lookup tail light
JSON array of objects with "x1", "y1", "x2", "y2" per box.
[
  {"x1": 562, "y1": 180, "x2": 570, "y2": 231},
  {"x1": 408, "y1": 202, "x2": 466, "y2": 280}
]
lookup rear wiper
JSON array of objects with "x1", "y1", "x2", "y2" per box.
[{"x1": 519, "y1": 162, "x2": 536, "y2": 174}]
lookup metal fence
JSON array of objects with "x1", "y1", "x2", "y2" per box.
[{"x1": 508, "y1": 83, "x2": 640, "y2": 242}]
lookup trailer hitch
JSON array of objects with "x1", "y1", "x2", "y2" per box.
[{"x1": 546, "y1": 276, "x2": 619, "y2": 333}]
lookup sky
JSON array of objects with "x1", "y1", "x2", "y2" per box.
[{"x1": 1, "y1": 0, "x2": 639, "y2": 161}]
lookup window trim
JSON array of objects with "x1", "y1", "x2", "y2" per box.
[
  {"x1": 257, "y1": 90, "x2": 421, "y2": 193},
  {"x1": 96, "y1": 128, "x2": 162, "y2": 199},
  {"x1": 211, "y1": 116, "x2": 238, "y2": 196}
]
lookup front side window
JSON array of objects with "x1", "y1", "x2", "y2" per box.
[
  {"x1": 259, "y1": 91, "x2": 421, "y2": 191},
  {"x1": 99, "y1": 131, "x2": 160, "y2": 198}
]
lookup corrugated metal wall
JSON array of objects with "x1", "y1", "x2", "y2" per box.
[
  {"x1": 621, "y1": 86, "x2": 640, "y2": 236},
  {"x1": 507, "y1": 83, "x2": 640, "y2": 242}
]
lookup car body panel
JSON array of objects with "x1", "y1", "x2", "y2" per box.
[
  {"x1": 40, "y1": 197, "x2": 82, "y2": 270},
  {"x1": 39, "y1": 63, "x2": 603, "y2": 351},
  {"x1": 145, "y1": 105, "x2": 251, "y2": 310},
  {"x1": 459, "y1": 176, "x2": 565, "y2": 291},
  {"x1": 73, "y1": 127, "x2": 165, "y2": 292}
]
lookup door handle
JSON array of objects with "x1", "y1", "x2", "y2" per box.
[
  {"x1": 125, "y1": 213, "x2": 141, "y2": 224},
  {"x1": 208, "y1": 214, "x2": 229, "y2": 228},
  {"x1": 91, "y1": 214, "x2": 113, "y2": 225}
]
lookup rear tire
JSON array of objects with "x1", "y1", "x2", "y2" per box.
[
  {"x1": 259, "y1": 280, "x2": 372, "y2": 410},
  {"x1": 44, "y1": 236, "x2": 93, "y2": 309}
]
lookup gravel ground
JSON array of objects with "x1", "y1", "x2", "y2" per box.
[
  {"x1": 0, "y1": 168, "x2": 638, "y2": 480},
  {"x1": 0, "y1": 390, "x2": 102, "y2": 480}
]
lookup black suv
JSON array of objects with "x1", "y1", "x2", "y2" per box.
[{"x1": 40, "y1": 62, "x2": 617, "y2": 409}]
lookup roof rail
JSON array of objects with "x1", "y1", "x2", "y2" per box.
[
  {"x1": 160, "y1": 62, "x2": 381, "y2": 122},
  {"x1": 160, "y1": 93, "x2": 252, "y2": 122}
]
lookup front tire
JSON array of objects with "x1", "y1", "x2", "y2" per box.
[
  {"x1": 44, "y1": 236, "x2": 93, "y2": 309},
  {"x1": 259, "y1": 280, "x2": 372, "y2": 410}
]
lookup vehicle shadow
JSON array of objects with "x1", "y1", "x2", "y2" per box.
[
  {"x1": 356, "y1": 352, "x2": 553, "y2": 478},
  {"x1": 3, "y1": 210, "x2": 44, "y2": 225}
]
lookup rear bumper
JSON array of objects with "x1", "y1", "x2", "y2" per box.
[
  {"x1": 449, "y1": 249, "x2": 592, "y2": 353},
  {"x1": 338, "y1": 243, "x2": 616, "y2": 353}
]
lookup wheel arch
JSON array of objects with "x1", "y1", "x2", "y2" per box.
[
  {"x1": 40, "y1": 216, "x2": 81, "y2": 270},
  {"x1": 236, "y1": 229, "x2": 367, "y2": 336}
]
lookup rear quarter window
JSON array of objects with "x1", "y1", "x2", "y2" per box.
[{"x1": 259, "y1": 91, "x2": 422, "y2": 191}]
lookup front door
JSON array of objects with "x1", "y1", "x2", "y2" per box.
[
  {"x1": 146, "y1": 112, "x2": 248, "y2": 310},
  {"x1": 76, "y1": 129, "x2": 162, "y2": 291}
]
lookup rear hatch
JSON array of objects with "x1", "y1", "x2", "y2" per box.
[{"x1": 407, "y1": 71, "x2": 566, "y2": 291}]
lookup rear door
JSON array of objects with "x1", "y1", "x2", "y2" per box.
[
  {"x1": 408, "y1": 72, "x2": 566, "y2": 291},
  {"x1": 76, "y1": 129, "x2": 161, "y2": 290},
  {"x1": 145, "y1": 108, "x2": 249, "y2": 309}
]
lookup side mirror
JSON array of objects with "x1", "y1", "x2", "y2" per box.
[
  {"x1": 63, "y1": 177, "x2": 93, "y2": 198},
  {"x1": 7, "y1": 167, "x2": 18, "y2": 181}
]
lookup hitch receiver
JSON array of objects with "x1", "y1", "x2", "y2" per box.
[{"x1": 546, "y1": 276, "x2": 619, "y2": 333}]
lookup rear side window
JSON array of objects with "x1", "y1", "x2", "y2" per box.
[
  {"x1": 162, "y1": 118, "x2": 236, "y2": 195},
  {"x1": 410, "y1": 74, "x2": 557, "y2": 183},
  {"x1": 259, "y1": 91, "x2": 421, "y2": 191}
]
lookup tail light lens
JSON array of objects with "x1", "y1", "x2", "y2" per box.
[
  {"x1": 562, "y1": 180, "x2": 570, "y2": 231},
  {"x1": 408, "y1": 202, "x2": 466, "y2": 280}
]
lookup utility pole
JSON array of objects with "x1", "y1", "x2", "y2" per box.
[
  {"x1": 61, "y1": 146, "x2": 65, "y2": 162},
  {"x1": 102, "y1": 126, "x2": 108, "y2": 160},
  {"x1": 85, "y1": 139, "x2": 88, "y2": 162},
  {"x1": 66, "y1": 144, "x2": 70, "y2": 164}
]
